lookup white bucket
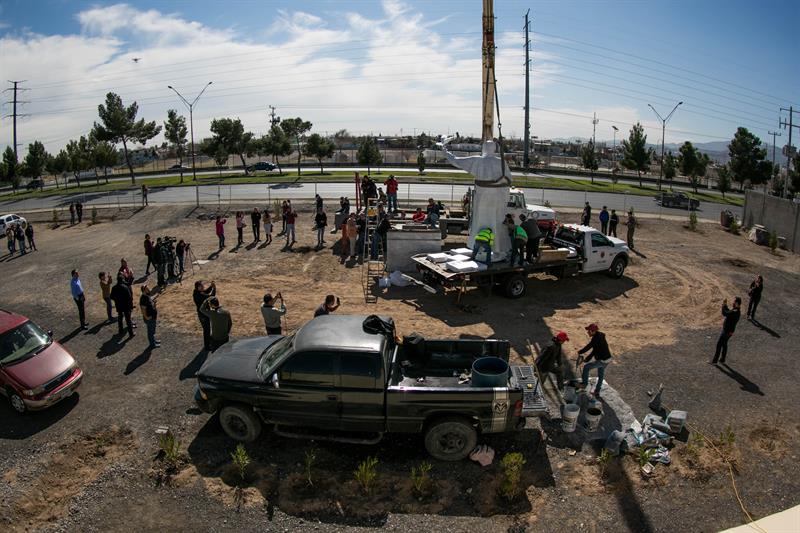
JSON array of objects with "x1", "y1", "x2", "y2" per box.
[
  {"x1": 562, "y1": 403, "x2": 580, "y2": 433},
  {"x1": 585, "y1": 406, "x2": 603, "y2": 431}
]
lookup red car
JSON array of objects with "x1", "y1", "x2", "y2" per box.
[{"x1": 0, "y1": 310, "x2": 83, "y2": 413}]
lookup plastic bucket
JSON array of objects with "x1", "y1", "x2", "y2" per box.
[
  {"x1": 562, "y1": 403, "x2": 580, "y2": 433},
  {"x1": 471, "y1": 357, "x2": 509, "y2": 388},
  {"x1": 585, "y1": 406, "x2": 603, "y2": 431}
]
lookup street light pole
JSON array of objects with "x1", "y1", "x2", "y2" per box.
[
  {"x1": 168, "y1": 82, "x2": 213, "y2": 207},
  {"x1": 648, "y1": 101, "x2": 682, "y2": 191},
  {"x1": 611, "y1": 125, "x2": 618, "y2": 172}
]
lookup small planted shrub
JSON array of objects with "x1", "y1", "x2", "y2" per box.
[
  {"x1": 158, "y1": 430, "x2": 181, "y2": 467},
  {"x1": 231, "y1": 443, "x2": 250, "y2": 481},
  {"x1": 719, "y1": 426, "x2": 735, "y2": 447},
  {"x1": 52, "y1": 208, "x2": 59, "y2": 226},
  {"x1": 410, "y1": 461, "x2": 433, "y2": 495},
  {"x1": 91, "y1": 206, "x2": 98, "y2": 224},
  {"x1": 500, "y1": 452, "x2": 526, "y2": 500},
  {"x1": 637, "y1": 447, "x2": 655, "y2": 468},
  {"x1": 728, "y1": 218, "x2": 740, "y2": 235},
  {"x1": 304, "y1": 448, "x2": 317, "y2": 487},
  {"x1": 543, "y1": 200, "x2": 552, "y2": 208},
  {"x1": 354, "y1": 456, "x2": 379, "y2": 495},
  {"x1": 688, "y1": 210, "x2": 698, "y2": 231},
  {"x1": 598, "y1": 448, "x2": 613, "y2": 479}
]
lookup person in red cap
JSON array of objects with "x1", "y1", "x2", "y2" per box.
[
  {"x1": 577, "y1": 323, "x2": 612, "y2": 398},
  {"x1": 536, "y1": 331, "x2": 569, "y2": 391}
]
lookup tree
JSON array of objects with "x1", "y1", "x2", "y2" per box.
[
  {"x1": 92, "y1": 92, "x2": 161, "y2": 184},
  {"x1": 620, "y1": 122, "x2": 651, "y2": 187},
  {"x1": 580, "y1": 140, "x2": 599, "y2": 183},
  {"x1": 47, "y1": 150, "x2": 69, "y2": 189},
  {"x1": 417, "y1": 151, "x2": 426, "y2": 175},
  {"x1": 678, "y1": 141, "x2": 700, "y2": 193},
  {"x1": 696, "y1": 152, "x2": 710, "y2": 191},
  {"x1": 22, "y1": 141, "x2": 49, "y2": 189},
  {"x1": 214, "y1": 147, "x2": 228, "y2": 177},
  {"x1": 207, "y1": 117, "x2": 255, "y2": 174},
  {"x1": 303, "y1": 133, "x2": 335, "y2": 174},
  {"x1": 65, "y1": 136, "x2": 91, "y2": 187},
  {"x1": 417, "y1": 132, "x2": 431, "y2": 149},
  {"x1": 727, "y1": 127, "x2": 768, "y2": 191},
  {"x1": 91, "y1": 138, "x2": 119, "y2": 184},
  {"x1": 261, "y1": 125, "x2": 291, "y2": 173},
  {"x1": 280, "y1": 117, "x2": 313, "y2": 176},
  {"x1": 3, "y1": 146, "x2": 20, "y2": 192},
  {"x1": 357, "y1": 136, "x2": 382, "y2": 175},
  {"x1": 164, "y1": 109, "x2": 188, "y2": 183},
  {"x1": 663, "y1": 151, "x2": 676, "y2": 184},
  {"x1": 716, "y1": 165, "x2": 731, "y2": 198}
]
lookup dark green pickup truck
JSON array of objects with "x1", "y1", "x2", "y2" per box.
[{"x1": 195, "y1": 315, "x2": 547, "y2": 461}]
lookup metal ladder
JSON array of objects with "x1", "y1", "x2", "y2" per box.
[{"x1": 361, "y1": 196, "x2": 385, "y2": 303}]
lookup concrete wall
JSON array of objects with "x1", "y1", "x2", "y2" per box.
[
  {"x1": 742, "y1": 191, "x2": 800, "y2": 252},
  {"x1": 386, "y1": 226, "x2": 442, "y2": 272}
]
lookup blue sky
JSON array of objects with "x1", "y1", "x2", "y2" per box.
[{"x1": 1, "y1": 0, "x2": 797, "y2": 155}]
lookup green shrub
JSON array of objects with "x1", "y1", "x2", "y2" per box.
[
  {"x1": 543, "y1": 200, "x2": 552, "y2": 208},
  {"x1": 500, "y1": 452, "x2": 526, "y2": 500},
  {"x1": 158, "y1": 430, "x2": 181, "y2": 467},
  {"x1": 769, "y1": 231, "x2": 778, "y2": 253},
  {"x1": 52, "y1": 209, "x2": 59, "y2": 225},
  {"x1": 354, "y1": 456, "x2": 379, "y2": 494},
  {"x1": 598, "y1": 448, "x2": 613, "y2": 479},
  {"x1": 719, "y1": 426, "x2": 735, "y2": 447},
  {"x1": 231, "y1": 443, "x2": 250, "y2": 482},
  {"x1": 728, "y1": 218, "x2": 740, "y2": 234},
  {"x1": 637, "y1": 447, "x2": 655, "y2": 467},
  {"x1": 410, "y1": 461, "x2": 433, "y2": 495},
  {"x1": 91, "y1": 206, "x2": 98, "y2": 224},
  {"x1": 688, "y1": 210, "x2": 698, "y2": 231}
]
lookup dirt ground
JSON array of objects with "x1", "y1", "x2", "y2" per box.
[{"x1": 0, "y1": 203, "x2": 799, "y2": 532}]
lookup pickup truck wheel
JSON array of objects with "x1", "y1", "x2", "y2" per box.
[
  {"x1": 219, "y1": 404, "x2": 262, "y2": 442},
  {"x1": 609, "y1": 257, "x2": 627, "y2": 279},
  {"x1": 424, "y1": 417, "x2": 478, "y2": 461},
  {"x1": 504, "y1": 274, "x2": 527, "y2": 299}
]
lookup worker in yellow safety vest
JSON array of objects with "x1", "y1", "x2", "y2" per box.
[{"x1": 472, "y1": 227, "x2": 494, "y2": 264}]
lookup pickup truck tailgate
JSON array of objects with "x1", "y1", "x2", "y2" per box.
[{"x1": 512, "y1": 365, "x2": 548, "y2": 416}]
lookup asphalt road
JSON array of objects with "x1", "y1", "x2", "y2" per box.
[{"x1": 1, "y1": 180, "x2": 741, "y2": 221}]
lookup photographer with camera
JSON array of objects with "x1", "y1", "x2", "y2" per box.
[
  {"x1": 176, "y1": 240, "x2": 187, "y2": 274},
  {"x1": 314, "y1": 294, "x2": 340, "y2": 317},
  {"x1": 193, "y1": 280, "x2": 216, "y2": 351},
  {"x1": 261, "y1": 292, "x2": 287, "y2": 335},
  {"x1": 200, "y1": 295, "x2": 233, "y2": 351},
  {"x1": 154, "y1": 237, "x2": 167, "y2": 286}
]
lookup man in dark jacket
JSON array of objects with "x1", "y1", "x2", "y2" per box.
[
  {"x1": 578, "y1": 323, "x2": 612, "y2": 398},
  {"x1": 110, "y1": 275, "x2": 135, "y2": 340},
  {"x1": 519, "y1": 214, "x2": 542, "y2": 263},
  {"x1": 144, "y1": 234, "x2": 154, "y2": 275},
  {"x1": 536, "y1": 331, "x2": 569, "y2": 390},
  {"x1": 609, "y1": 210, "x2": 619, "y2": 237},
  {"x1": 193, "y1": 281, "x2": 216, "y2": 351},
  {"x1": 251, "y1": 208, "x2": 261, "y2": 241},
  {"x1": 712, "y1": 297, "x2": 741, "y2": 364},
  {"x1": 581, "y1": 202, "x2": 591, "y2": 226},
  {"x1": 746, "y1": 275, "x2": 763, "y2": 321},
  {"x1": 200, "y1": 296, "x2": 233, "y2": 351}
]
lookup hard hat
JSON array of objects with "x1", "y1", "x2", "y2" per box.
[{"x1": 555, "y1": 331, "x2": 569, "y2": 343}]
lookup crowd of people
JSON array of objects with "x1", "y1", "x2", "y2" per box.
[
  {"x1": 581, "y1": 202, "x2": 635, "y2": 248},
  {"x1": 4, "y1": 221, "x2": 36, "y2": 256}
]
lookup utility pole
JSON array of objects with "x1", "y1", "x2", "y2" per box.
[
  {"x1": 780, "y1": 106, "x2": 799, "y2": 198},
  {"x1": 648, "y1": 101, "x2": 683, "y2": 191},
  {"x1": 768, "y1": 129, "x2": 781, "y2": 176},
  {"x1": 522, "y1": 9, "x2": 531, "y2": 170},
  {"x1": 268, "y1": 105, "x2": 280, "y2": 128},
  {"x1": 4, "y1": 80, "x2": 29, "y2": 160}
]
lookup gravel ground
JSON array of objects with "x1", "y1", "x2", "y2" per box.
[{"x1": 0, "y1": 204, "x2": 798, "y2": 532}]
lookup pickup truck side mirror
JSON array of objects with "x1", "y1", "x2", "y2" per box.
[
  {"x1": 271, "y1": 373, "x2": 279, "y2": 388},
  {"x1": 47, "y1": 330, "x2": 53, "y2": 338}
]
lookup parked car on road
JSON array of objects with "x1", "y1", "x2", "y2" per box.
[
  {"x1": 0, "y1": 310, "x2": 83, "y2": 413},
  {"x1": 246, "y1": 161, "x2": 277, "y2": 173},
  {"x1": 655, "y1": 191, "x2": 699, "y2": 210},
  {"x1": 0, "y1": 214, "x2": 27, "y2": 232},
  {"x1": 26, "y1": 178, "x2": 44, "y2": 191},
  {"x1": 169, "y1": 164, "x2": 190, "y2": 170}
]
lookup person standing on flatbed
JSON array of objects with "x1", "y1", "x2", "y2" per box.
[
  {"x1": 519, "y1": 214, "x2": 542, "y2": 263},
  {"x1": 472, "y1": 227, "x2": 494, "y2": 265}
]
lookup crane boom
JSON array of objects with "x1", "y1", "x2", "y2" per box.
[{"x1": 481, "y1": 0, "x2": 495, "y2": 143}]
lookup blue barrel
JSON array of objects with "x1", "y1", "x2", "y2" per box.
[{"x1": 471, "y1": 357, "x2": 509, "y2": 387}]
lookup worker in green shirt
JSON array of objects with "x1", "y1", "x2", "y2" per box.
[
  {"x1": 472, "y1": 227, "x2": 494, "y2": 264},
  {"x1": 508, "y1": 224, "x2": 528, "y2": 267}
]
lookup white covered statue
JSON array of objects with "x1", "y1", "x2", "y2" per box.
[{"x1": 440, "y1": 137, "x2": 512, "y2": 261}]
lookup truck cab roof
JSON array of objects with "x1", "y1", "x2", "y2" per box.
[{"x1": 295, "y1": 315, "x2": 391, "y2": 353}]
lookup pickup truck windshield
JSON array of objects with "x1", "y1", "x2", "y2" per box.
[{"x1": 256, "y1": 334, "x2": 295, "y2": 380}]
